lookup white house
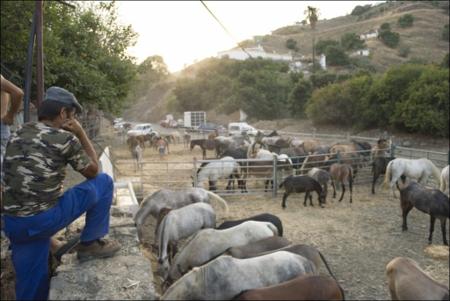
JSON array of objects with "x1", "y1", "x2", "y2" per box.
[
  {"x1": 217, "y1": 44, "x2": 292, "y2": 62},
  {"x1": 351, "y1": 49, "x2": 370, "y2": 57},
  {"x1": 360, "y1": 29, "x2": 378, "y2": 40}
]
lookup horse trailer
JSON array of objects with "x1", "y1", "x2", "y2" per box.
[{"x1": 184, "y1": 111, "x2": 206, "y2": 129}]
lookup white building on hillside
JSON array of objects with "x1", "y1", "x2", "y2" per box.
[
  {"x1": 351, "y1": 49, "x2": 370, "y2": 57},
  {"x1": 360, "y1": 29, "x2": 378, "y2": 40},
  {"x1": 217, "y1": 44, "x2": 292, "y2": 62}
]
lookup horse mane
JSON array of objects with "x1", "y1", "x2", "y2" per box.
[
  {"x1": 350, "y1": 139, "x2": 372, "y2": 151},
  {"x1": 197, "y1": 162, "x2": 209, "y2": 176}
]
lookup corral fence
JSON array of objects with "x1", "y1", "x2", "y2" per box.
[{"x1": 111, "y1": 127, "x2": 449, "y2": 198}]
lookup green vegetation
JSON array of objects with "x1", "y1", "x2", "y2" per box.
[
  {"x1": 398, "y1": 14, "x2": 414, "y2": 28},
  {"x1": 398, "y1": 45, "x2": 411, "y2": 58},
  {"x1": 1, "y1": 1, "x2": 139, "y2": 113},
  {"x1": 324, "y1": 45, "x2": 349, "y2": 66},
  {"x1": 351, "y1": 4, "x2": 372, "y2": 16},
  {"x1": 442, "y1": 24, "x2": 449, "y2": 41},
  {"x1": 315, "y1": 39, "x2": 339, "y2": 55},
  {"x1": 340, "y1": 33, "x2": 366, "y2": 51},
  {"x1": 378, "y1": 23, "x2": 400, "y2": 48},
  {"x1": 285, "y1": 38, "x2": 298, "y2": 51}
]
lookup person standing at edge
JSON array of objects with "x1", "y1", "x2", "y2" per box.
[{"x1": 1, "y1": 86, "x2": 121, "y2": 300}]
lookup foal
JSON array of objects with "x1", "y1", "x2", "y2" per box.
[
  {"x1": 279, "y1": 175, "x2": 326, "y2": 208},
  {"x1": 397, "y1": 176, "x2": 449, "y2": 245},
  {"x1": 329, "y1": 163, "x2": 353, "y2": 203}
]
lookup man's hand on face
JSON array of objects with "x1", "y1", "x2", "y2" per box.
[{"x1": 62, "y1": 118, "x2": 84, "y2": 136}]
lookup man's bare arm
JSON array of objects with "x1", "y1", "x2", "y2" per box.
[{"x1": 1, "y1": 74, "x2": 24, "y2": 125}]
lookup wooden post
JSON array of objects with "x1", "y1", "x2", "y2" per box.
[
  {"x1": 35, "y1": 0, "x2": 44, "y2": 107},
  {"x1": 23, "y1": 10, "x2": 37, "y2": 122}
]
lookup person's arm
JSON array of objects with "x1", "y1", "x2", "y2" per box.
[
  {"x1": 1, "y1": 74, "x2": 23, "y2": 125},
  {"x1": 62, "y1": 118, "x2": 99, "y2": 178}
]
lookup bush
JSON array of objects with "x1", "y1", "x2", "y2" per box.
[
  {"x1": 340, "y1": 33, "x2": 366, "y2": 51},
  {"x1": 324, "y1": 45, "x2": 349, "y2": 66},
  {"x1": 351, "y1": 4, "x2": 372, "y2": 16},
  {"x1": 315, "y1": 39, "x2": 339, "y2": 55},
  {"x1": 398, "y1": 45, "x2": 411, "y2": 58},
  {"x1": 310, "y1": 72, "x2": 337, "y2": 88},
  {"x1": 441, "y1": 53, "x2": 449, "y2": 68},
  {"x1": 398, "y1": 14, "x2": 414, "y2": 28},
  {"x1": 379, "y1": 30, "x2": 400, "y2": 48},
  {"x1": 380, "y1": 22, "x2": 391, "y2": 32},
  {"x1": 285, "y1": 38, "x2": 298, "y2": 51},
  {"x1": 288, "y1": 79, "x2": 313, "y2": 117}
]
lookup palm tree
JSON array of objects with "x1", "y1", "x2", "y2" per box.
[{"x1": 304, "y1": 6, "x2": 319, "y2": 72}]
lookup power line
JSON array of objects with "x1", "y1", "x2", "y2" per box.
[{"x1": 200, "y1": 1, "x2": 253, "y2": 59}]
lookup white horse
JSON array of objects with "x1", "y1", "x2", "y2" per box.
[
  {"x1": 384, "y1": 158, "x2": 441, "y2": 198},
  {"x1": 134, "y1": 188, "x2": 228, "y2": 241},
  {"x1": 195, "y1": 156, "x2": 241, "y2": 191},
  {"x1": 440, "y1": 165, "x2": 449, "y2": 195},
  {"x1": 157, "y1": 203, "x2": 216, "y2": 280},
  {"x1": 161, "y1": 251, "x2": 316, "y2": 300},
  {"x1": 132, "y1": 144, "x2": 143, "y2": 171},
  {"x1": 166, "y1": 220, "x2": 279, "y2": 282}
]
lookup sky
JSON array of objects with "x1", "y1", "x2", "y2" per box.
[{"x1": 116, "y1": 1, "x2": 381, "y2": 73}]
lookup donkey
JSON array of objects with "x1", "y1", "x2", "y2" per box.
[
  {"x1": 307, "y1": 167, "x2": 334, "y2": 201},
  {"x1": 279, "y1": 175, "x2": 326, "y2": 208},
  {"x1": 386, "y1": 257, "x2": 449, "y2": 300},
  {"x1": 157, "y1": 203, "x2": 216, "y2": 280},
  {"x1": 161, "y1": 251, "x2": 316, "y2": 300},
  {"x1": 134, "y1": 188, "x2": 228, "y2": 241},
  {"x1": 166, "y1": 221, "x2": 279, "y2": 282},
  {"x1": 235, "y1": 275, "x2": 345, "y2": 301},
  {"x1": 397, "y1": 176, "x2": 449, "y2": 245}
]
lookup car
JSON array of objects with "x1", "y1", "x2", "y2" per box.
[
  {"x1": 228, "y1": 122, "x2": 258, "y2": 136},
  {"x1": 126, "y1": 123, "x2": 153, "y2": 137},
  {"x1": 198, "y1": 122, "x2": 227, "y2": 135}
]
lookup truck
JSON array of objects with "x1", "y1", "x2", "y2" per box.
[{"x1": 183, "y1": 111, "x2": 206, "y2": 129}]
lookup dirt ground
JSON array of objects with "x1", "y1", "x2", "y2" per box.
[{"x1": 113, "y1": 140, "x2": 449, "y2": 300}]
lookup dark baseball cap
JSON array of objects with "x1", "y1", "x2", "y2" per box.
[{"x1": 44, "y1": 86, "x2": 83, "y2": 114}]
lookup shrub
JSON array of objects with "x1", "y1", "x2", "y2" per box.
[
  {"x1": 379, "y1": 30, "x2": 400, "y2": 48},
  {"x1": 351, "y1": 4, "x2": 372, "y2": 16},
  {"x1": 286, "y1": 38, "x2": 298, "y2": 51},
  {"x1": 398, "y1": 14, "x2": 414, "y2": 28},
  {"x1": 398, "y1": 45, "x2": 411, "y2": 57},
  {"x1": 315, "y1": 39, "x2": 339, "y2": 55},
  {"x1": 324, "y1": 45, "x2": 349, "y2": 66},
  {"x1": 442, "y1": 24, "x2": 449, "y2": 41},
  {"x1": 340, "y1": 32, "x2": 366, "y2": 51}
]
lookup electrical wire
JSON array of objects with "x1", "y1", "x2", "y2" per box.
[{"x1": 200, "y1": 1, "x2": 253, "y2": 59}]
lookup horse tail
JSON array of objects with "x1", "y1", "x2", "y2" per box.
[
  {"x1": 278, "y1": 177, "x2": 286, "y2": 189},
  {"x1": 205, "y1": 190, "x2": 229, "y2": 214},
  {"x1": 383, "y1": 160, "x2": 394, "y2": 189},
  {"x1": 317, "y1": 250, "x2": 337, "y2": 281}
]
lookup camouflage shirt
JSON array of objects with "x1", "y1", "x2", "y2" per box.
[{"x1": 1, "y1": 122, "x2": 91, "y2": 217}]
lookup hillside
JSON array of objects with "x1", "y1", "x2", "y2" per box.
[{"x1": 247, "y1": 1, "x2": 449, "y2": 72}]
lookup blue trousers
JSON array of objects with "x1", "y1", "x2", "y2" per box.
[{"x1": 3, "y1": 173, "x2": 114, "y2": 300}]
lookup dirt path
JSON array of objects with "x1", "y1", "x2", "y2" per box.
[{"x1": 114, "y1": 141, "x2": 449, "y2": 300}]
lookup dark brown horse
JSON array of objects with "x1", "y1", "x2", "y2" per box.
[{"x1": 190, "y1": 139, "x2": 217, "y2": 159}]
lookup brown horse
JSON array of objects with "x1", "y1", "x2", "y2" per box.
[
  {"x1": 329, "y1": 163, "x2": 353, "y2": 203},
  {"x1": 190, "y1": 139, "x2": 217, "y2": 159},
  {"x1": 371, "y1": 138, "x2": 389, "y2": 159}
]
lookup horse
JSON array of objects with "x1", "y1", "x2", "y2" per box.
[
  {"x1": 383, "y1": 158, "x2": 441, "y2": 198},
  {"x1": 279, "y1": 175, "x2": 326, "y2": 209},
  {"x1": 183, "y1": 132, "x2": 191, "y2": 149},
  {"x1": 161, "y1": 251, "x2": 316, "y2": 300},
  {"x1": 329, "y1": 163, "x2": 353, "y2": 203},
  {"x1": 166, "y1": 221, "x2": 279, "y2": 282},
  {"x1": 133, "y1": 188, "x2": 229, "y2": 241},
  {"x1": 302, "y1": 139, "x2": 323, "y2": 154},
  {"x1": 190, "y1": 138, "x2": 217, "y2": 159},
  {"x1": 217, "y1": 213, "x2": 284, "y2": 236},
  {"x1": 396, "y1": 177, "x2": 449, "y2": 245},
  {"x1": 195, "y1": 156, "x2": 241, "y2": 191},
  {"x1": 307, "y1": 167, "x2": 334, "y2": 201},
  {"x1": 225, "y1": 236, "x2": 291, "y2": 259},
  {"x1": 157, "y1": 203, "x2": 216, "y2": 280},
  {"x1": 126, "y1": 135, "x2": 145, "y2": 152},
  {"x1": 299, "y1": 150, "x2": 330, "y2": 175},
  {"x1": 235, "y1": 275, "x2": 345, "y2": 301},
  {"x1": 371, "y1": 156, "x2": 395, "y2": 194},
  {"x1": 371, "y1": 138, "x2": 390, "y2": 159},
  {"x1": 131, "y1": 144, "x2": 143, "y2": 172},
  {"x1": 386, "y1": 257, "x2": 449, "y2": 300},
  {"x1": 329, "y1": 140, "x2": 372, "y2": 176},
  {"x1": 440, "y1": 165, "x2": 449, "y2": 195},
  {"x1": 276, "y1": 146, "x2": 308, "y2": 174}
]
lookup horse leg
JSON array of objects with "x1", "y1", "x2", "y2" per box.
[
  {"x1": 349, "y1": 177, "x2": 353, "y2": 203},
  {"x1": 331, "y1": 179, "x2": 336, "y2": 199},
  {"x1": 303, "y1": 192, "x2": 308, "y2": 207},
  {"x1": 338, "y1": 182, "x2": 345, "y2": 202},
  {"x1": 281, "y1": 192, "x2": 289, "y2": 209},
  {"x1": 372, "y1": 172, "x2": 379, "y2": 194},
  {"x1": 202, "y1": 148, "x2": 206, "y2": 160},
  {"x1": 401, "y1": 201, "x2": 413, "y2": 231},
  {"x1": 308, "y1": 191, "x2": 313, "y2": 207},
  {"x1": 440, "y1": 218, "x2": 448, "y2": 246},
  {"x1": 428, "y1": 215, "x2": 436, "y2": 245}
]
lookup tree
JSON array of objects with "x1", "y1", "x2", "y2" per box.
[
  {"x1": 304, "y1": 6, "x2": 319, "y2": 73},
  {"x1": 285, "y1": 38, "x2": 298, "y2": 51},
  {"x1": 398, "y1": 14, "x2": 414, "y2": 28},
  {"x1": 378, "y1": 23, "x2": 400, "y2": 48},
  {"x1": 288, "y1": 79, "x2": 313, "y2": 116},
  {"x1": 340, "y1": 33, "x2": 366, "y2": 51},
  {"x1": 315, "y1": 39, "x2": 339, "y2": 55},
  {"x1": 324, "y1": 45, "x2": 349, "y2": 66},
  {"x1": 351, "y1": 4, "x2": 372, "y2": 16}
]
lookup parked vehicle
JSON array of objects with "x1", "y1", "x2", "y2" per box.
[
  {"x1": 228, "y1": 122, "x2": 258, "y2": 136},
  {"x1": 127, "y1": 123, "x2": 154, "y2": 136},
  {"x1": 184, "y1": 111, "x2": 206, "y2": 129}
]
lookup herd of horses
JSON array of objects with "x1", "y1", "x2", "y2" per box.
[{"x1": 125, "y1": 128, "x2": 449, "y2": 300}]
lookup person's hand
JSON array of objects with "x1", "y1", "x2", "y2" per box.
[{"x1": 62, "y1": 118, "x2": 84, "y2": 136}]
